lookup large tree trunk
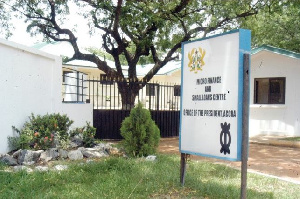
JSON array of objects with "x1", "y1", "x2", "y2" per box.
[{"x1": 117, "y1": 81, "x2": 141, "y2": 110}]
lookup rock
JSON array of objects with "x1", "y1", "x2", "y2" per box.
[
  {"x1": 13, "y1": 166, "x2": 33, "y2": 172},
  {"x1": 35, "y1": 166, "x2": 49, "y2": 172},
  {"x1": 81, "y1": 148, "x2": 108, "y2": 158},
  {"x1": 70, "y1": 136, "x2": 83, "y2": 148},
  {"x1": 0, "y1": 155, "x2": 18, "y2": 166},
  {"x1": 12, "y1": 149, "x2": 22, "y2": 159},
  {"x1": 4, "y1": 141, "x2": 121, "y2": 172},
  {"x1": 40, "y1": 152, "x2": 52, "y2": 162},
  {"x1": 93, "y1": 143, "x2": 112, "y2": 152},
  {"x1": 40, "y1": 148, "x2": 59, "y2": 162},
  {"x1": 59, "y1": 149, "x2": 69, "y2": 159},
  {"x1": 53, "y1": 165, "x2": 68, "y2": 171},
  {"x1": 48, "y1": 148, "x2": 60, "y2": 159},
  {"x1": 23, "y1": 161, "x2": 36, "y2": 166},
  {"x1": 145, "y1": 155, "x2": 157, "y2": 161},
  {"x1": 69, "y1": 142, "x2": 79, "y2": 148},
  {"x1": 77, "y1": 147, "x2": 85, "y2": 151},
  {"x1": 17, "y1": 150, "x2": 42, "y2": 165},
  {"x1": 108, "y1": 147, "x2": 123, "y2": 156},
  {"x1": 68, "y1": 150, "x2": 83, "y2": 160}
]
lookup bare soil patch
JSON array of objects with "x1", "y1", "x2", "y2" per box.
[{"x1": 158, "y1": 137, "x2": 300, "y2": 183}]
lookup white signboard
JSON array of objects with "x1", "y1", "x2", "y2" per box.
[{"x1": 180, "y1": 29, "x2": 251, "y2": 161}]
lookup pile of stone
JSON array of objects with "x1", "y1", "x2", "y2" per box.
[{"x1": 0, "y1": 142, "x2": 124, "y2": 172}]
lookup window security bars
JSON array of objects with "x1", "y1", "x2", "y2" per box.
[
  {"x1": 254, "y1": 77, "x2": 286, "y2": 104},
  {"x1": 62, "y1": 67, "x2": 88, "y2": 103}
]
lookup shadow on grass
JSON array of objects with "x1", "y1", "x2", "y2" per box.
[
  {"x1": 177, "y1": 160, "x2": 275, "y2": 199},
  {"x1": 139, "y1": 155, "x2": 275, "y2": 198},
  {"x1": 185, "y1": 176, "x2": 274, "y2": 199}
]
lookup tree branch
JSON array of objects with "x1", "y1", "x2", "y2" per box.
[
  {"x1": 171, "y1": 0, "x2": 190, "y2": 14},
  {"x1": 142, "y1": 33, "x2": 190, "y2": 83},
  {"x1": 113, "y1": 0, "x2": 122, "y2": 31}
]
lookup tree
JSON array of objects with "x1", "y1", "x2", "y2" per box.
[
  {"x1": 3, "y1": 0, "x2": 269, "y2": 108},
  {"x1": 239, "y1": 0, "x2": 300, "y2": 53},
  {"x1": 0, "y1": 1, "x2": 12, "y2": 39}
]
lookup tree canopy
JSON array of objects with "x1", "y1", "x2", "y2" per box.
[
  {"x1": 240, "y1": 0, "x2": 300, "y2": 53},
  {"x1": 0, "y1": 1, "x2": 12, "y2": 39},
  {"x1": 1, "y1": 0, "x2": 276, "y2": 107}
]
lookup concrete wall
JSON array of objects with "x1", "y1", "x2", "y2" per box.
[
  {"x1": 61, "y1": 103, "x2": 93, "y2": 127},
  {"x1": 0, "y1": 39, "x2": 92, "y2": 154},
  {"x1": 151, "y1": 69, "x2": 181, "y2": 85},
  {"x1": 250, "y1": 50, "x2": 300, "y2": 136}
]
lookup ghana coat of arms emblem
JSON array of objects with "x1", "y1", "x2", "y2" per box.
[{"x1": 188, "y1": 47, "x2": 206, "y2": 73}]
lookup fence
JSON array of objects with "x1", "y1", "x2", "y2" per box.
[
  {"x1": 87, "y1": 75, "x2": 181, "y2": 111},
  {"x1": 86, "y1": 76, "x2": 181, "y2": 139},
  {"x1": 61, "y1": 70, "x2": 181, "y2": 139}
]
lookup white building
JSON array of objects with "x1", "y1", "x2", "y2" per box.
[{"x1": 250, "y1": 45, "x2": 300, "y2": 137}]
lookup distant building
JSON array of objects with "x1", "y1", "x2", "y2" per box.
[{"x1": 34, "y1": 41, "x2": 181, "y2": 110}]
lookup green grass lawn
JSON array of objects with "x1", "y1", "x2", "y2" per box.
[
  {"x1": 0, "y1": 154, "x2": 299, "y2": 199},
  {"x1": 280, "y1": 137, "x2": 300, "y2": 142}
]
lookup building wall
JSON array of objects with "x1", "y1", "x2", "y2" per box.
[
  {"x1": 151, "y1": 70, "x2": 181, "y2": 85},
  {"x1": 0, "y1": 39, "x2": 92, "y2": 154},
  {"x1": 61, "y1": 103, "x2": 93, "y2": 127},
  {"x1": 250, "y1": 50, "x2": 300, "y2": 136}
]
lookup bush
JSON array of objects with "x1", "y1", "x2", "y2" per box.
[
  {"x1": 8, "y1": 113, "x2": 73, "y2": 150},
  {"x1": 70, "y1": 122, "x2": 96, "y2": 147},
  {"x1": 120, "y1": 102, "x2": 160, "y2": 157}
]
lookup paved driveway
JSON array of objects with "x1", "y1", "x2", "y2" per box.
[{"x1": 158, "y1": 137, "x2": 300, "y2": 184}]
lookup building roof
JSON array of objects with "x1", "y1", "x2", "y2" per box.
[
  {"x1": 32, "y1": 41, "x2": 181, "y2": 76},
  {"x1": 65, "y1": 59, "x2": 181, "y2": 77},
  {"x1": 251, "y1": 45, "x2": 300, "y2": 59},
  {"x1": 32, "y1": 41, "x2": 75, "y2": 57},
  {"x1": 137, "y1": 61, "x2": 181, "y2": 76}
]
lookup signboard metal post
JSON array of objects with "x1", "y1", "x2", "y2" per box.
[
  {"x1": 180, "y1": 153, "x2": 188, "y2": 186},
  {"x1": 241, "y1": 54, "x2": 250, "y2": 199}
]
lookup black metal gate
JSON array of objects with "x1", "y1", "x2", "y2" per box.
[{"x1": 87, "y1": 77, "x2": 181, "y2": 139}]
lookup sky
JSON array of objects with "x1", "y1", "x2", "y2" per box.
[
  {"x1": 8, "y1": 20, "x2": 41, "y2": 46},
  {"x1": 4, "y1": 2, "x2": 102, "y2": 49},
  {"x1": 8, "y1": 21, "x2": 101, "y2": 49},
  {"x1": 8, "y1": 18, "x2": 102, "y2": 49}
]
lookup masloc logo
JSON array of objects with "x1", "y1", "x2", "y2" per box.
[{"x1": 188, "y1": 47, "x2": 206, "y2": 73}]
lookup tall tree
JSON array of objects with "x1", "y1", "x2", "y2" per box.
[
  {"x1": 0, "y1": 2, "x2": 12, "y2": 39},
  {"x1": 3, "y1": 0, "x2": 269, "y2": 108},
  {"x1": 240, "y1": 0, "x2": 300, "y2": 53}
]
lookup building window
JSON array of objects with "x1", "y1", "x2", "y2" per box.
[
  {"x1": 62, "y1": 71, "x2": 72, "y2": 83},
  {"x1": 146, "y1": 84, "x2": 158, "y2": 96},
  {"x1": 174, "y1": 85, "x2": 181, "y2": 96},
  {"x1": 254, "y1": 77, "x2": 285, "y2": 104}
]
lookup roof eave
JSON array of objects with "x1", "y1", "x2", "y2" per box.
[{"x1": 251, "y1": 45, "x2": 300, "y2": 59}]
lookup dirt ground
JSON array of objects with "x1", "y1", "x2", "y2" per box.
[{"x1": 158, "y1": 137, "x2": 300, "y2": 183}]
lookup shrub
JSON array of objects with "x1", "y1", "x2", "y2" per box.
[
  {"x1": 120, "y1": 102, "x2": 160, "y2": 157},
  {"x1": 8, "y1": 113, "x2": 73, "y2": 150},
  {"x1": 70, "y1": 122, "x2": 96, "y2": 147}
]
